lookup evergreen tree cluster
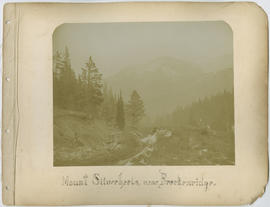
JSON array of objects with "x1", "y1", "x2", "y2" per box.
[
  {"x1": 53, "y1": 47, "x2": 145, "y2": 130},
  {"x1": 53, "y1": 47, "x2": 77, "y2": 109},
  {"x1": 168, "y1": 91, "x2": 234, "y2": 131}
]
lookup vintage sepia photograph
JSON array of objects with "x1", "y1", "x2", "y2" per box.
[{"x1": 53, "y1": 21, "x2": 234, "y2": 166}]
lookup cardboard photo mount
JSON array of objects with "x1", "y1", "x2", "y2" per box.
[{"x1": 2, "y1": 2, "x2": 269, "y2": 206}]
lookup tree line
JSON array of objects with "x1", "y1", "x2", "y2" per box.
[
  {"x1": 53, "y1": 47, "x2": 145, "y2": 130},
  {"x1": 155, "y1": 91, "x2": 234, "y2": 131}
]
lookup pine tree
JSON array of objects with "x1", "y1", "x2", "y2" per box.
[
  {"x1": 100, "y1": 85, "x2": 117, "y2": 125},
  {"x1": 53, "y1": 51, "x2": 63, "y2": 107},
  {"x1": 80, "y1": 56, "x2": 103, "y2": 118},
  {"x1": 126, "y1": 90, "x2": 145, "y2": 126},
  {"x1": 116, "y1": 91, "x2": 125, "y2": 130},
  {"x1": 53, "y1": 47, "x2": 77, "y2": 109}
]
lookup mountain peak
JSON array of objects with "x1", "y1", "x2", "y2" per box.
[{"x1": 106, "y1": 58, "x2": 233, "y2": 117}]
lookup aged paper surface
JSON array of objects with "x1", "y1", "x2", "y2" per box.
[{"x1": 2, "y1": 2, "x2": 268, "y2": 205}]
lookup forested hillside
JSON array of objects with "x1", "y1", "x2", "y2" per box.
[
  {"x1": 53, "y1": 47, "x2": 234, "y2": 166},
  {"x1": 155, "y1": 91, "x2": 234, "y2": 131}
]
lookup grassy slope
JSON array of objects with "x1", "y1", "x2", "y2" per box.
[
  {"x1": 53, "y1": 108, "x2": 143, "y2": 166},
  {"x1": 149, "y1": 126, "x2": 234, "y2": 165},
  {"x1": 54, "y1": 109, "x2": 234, "y2": 166}
]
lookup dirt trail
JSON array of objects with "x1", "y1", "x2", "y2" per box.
[{"x1": 118, "y1": 129, "x2": 172, "y2": 165}]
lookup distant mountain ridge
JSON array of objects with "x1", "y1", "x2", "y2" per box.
[{"x1": 106, "y1": 56, "x2": 233, "y2": 117}]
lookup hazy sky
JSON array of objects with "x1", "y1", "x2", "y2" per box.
[{"x1": 53, "y1": 21, "x2": 233, "y2": 77}]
